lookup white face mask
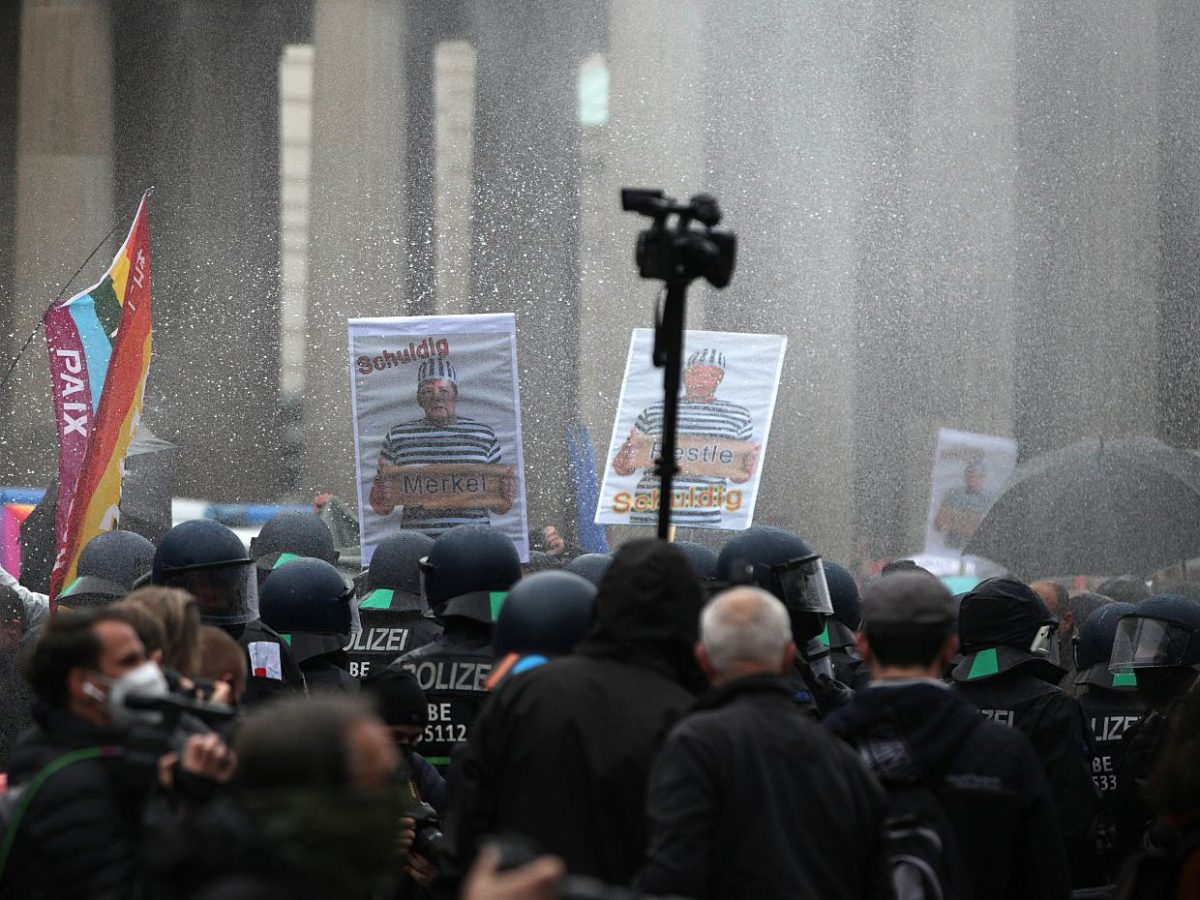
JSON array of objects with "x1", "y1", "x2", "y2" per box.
[{"x1": 82, "y1": 661, "x2": 170, "y2": 729}]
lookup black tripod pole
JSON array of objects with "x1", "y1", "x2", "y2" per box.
[{"x1": 654, "y1": 279, "x2": 688, "y2": 539}]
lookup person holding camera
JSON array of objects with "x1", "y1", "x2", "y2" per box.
[{"x1": 1, "y1": 605, "x2": 235, "y2": 898}]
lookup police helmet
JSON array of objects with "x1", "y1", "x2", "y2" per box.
[
  {"x1": 1074, "y1": 602, "x2": 1138, "y2": 690},
  {"x1": 823, "y1": 561, "x2": 862, "y2": 631},
  {"x1": 260, "y1": 558, "x2": 354, "y2": 637},
  {"x1": 565, "y1": 553, "x2": 612, "y2": 588},
  {"x1": 1110, "y1": 594, "x2": 1200, "y2": 672},
  {"x1": 494, "y1": 571, "x2": 597, "y2": 658},
  {"x1": 952, "y1": 577, "x2": 1061, "y2": 683},
  {"x1": 673, "y1": 541, "x2": 718, "y2": 582},
  {"x1": 250, "y1": 511, "x2": 338, "y2": 565},
  {"x1": 716, "y1": 527, "x2": 833, "y2": 616},
  {"x1": 57, "y1": 575, "x2": 126, "y2": 609},
  {"x1": 77, "y1": 530, "x2": 156, "y2": 591},
  {"x1": 367, "y1": 532, "x2": 434, "y2": 596},
  {"x1": 152, "y1": 519, "x2": 258, "y2": 626},
  {"x1": 422, "y1": 525, "x2": 521, "y2": 618}
]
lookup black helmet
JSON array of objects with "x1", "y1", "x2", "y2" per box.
[
  {"x1": 152, "y1": 520, "x2": 258, "y2": 626},
  {"x1": 251, "y1": 511, "x2": 337, "y2": 563},
  {"x1": 494, "y1": 571, "x2": 597, "y2": 658},
  {"x1": 953, "y1": 577, "x2": 1061, "y2": 683},
  {"x1": 57, "y1": 575, "x2": 125, "y2": 609},
  {"x1": 716, "y1": 528, "x2": 832, "y2": 643},
  {"x1": 422, "y1": 525, "x2": 521, "y2": 619},
  {"x1": 673, "y1": 541, "x2": 718, "y2": 582},
  {"x1": 565, "y1": 553, "x2": 612, "y2": 587},
  {"x1": 367, "y1": 532, "x2": 434, "y2": 596},
  {"x1": 1075, "y1": 602, "x2": 1138, "y2": 690},
  {"x1": 823, "y1": 561, "x2": 861, "y2": 630},
  {"x1": 77, "y1": 530, "x2": 156, "y2": 591},
  {"x1": 1110, "y1": 595, "x2": 1200, "y2": 672},
  {"x1": 260, "y1": 558, "x2": 354, "y2": 637}
]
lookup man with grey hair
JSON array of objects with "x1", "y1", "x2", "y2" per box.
[{"x1": 637, "y1": 586, "x2": 891, "y2": 900}]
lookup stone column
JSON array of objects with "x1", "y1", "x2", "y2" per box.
[
  {"x1": 3, "y1": 0, "x2": 115, "y2": 486},
  {"x1": 303, "y1": 0, "x2": 409, "y2": 501}
]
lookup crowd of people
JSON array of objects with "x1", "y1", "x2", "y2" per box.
[{"x1": 0, "y1": 510, "x2": 1198, "y2": 900}]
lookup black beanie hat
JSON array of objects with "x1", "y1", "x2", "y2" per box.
[{"x1": 361, "y1": 668, "x2": 428, "y2": 727}]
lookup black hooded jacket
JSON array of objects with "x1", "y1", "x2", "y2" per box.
[
  {"x1": 443, "y1": 540, "x2": 705, "y2": 884},
  {"x1": 826, "y1": 681, "x2": 1072, "y2": 900}
]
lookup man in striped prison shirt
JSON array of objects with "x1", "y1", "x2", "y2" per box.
[
  {"x1": 612, "y1": 348, "x2": 759, "y2": 527},
  {"x1": 369, "y1": 356, "x2": 510, "y2": 537}
]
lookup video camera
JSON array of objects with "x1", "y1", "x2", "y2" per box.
[{"x1": 621, "y1": 189, "x2": 736, "y2": 289}]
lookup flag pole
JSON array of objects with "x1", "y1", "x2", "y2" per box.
[{"x1": 0, "y1": 188, "x2": 153, "y2": 395}]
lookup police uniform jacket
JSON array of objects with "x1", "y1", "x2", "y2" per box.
[{"x1": 225, "y1": 618, "x2": 306, "y2": 706}]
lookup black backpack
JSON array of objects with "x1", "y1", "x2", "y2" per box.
[{"x1": 883, "y1": 780, "x2": 972, "y2": 900}]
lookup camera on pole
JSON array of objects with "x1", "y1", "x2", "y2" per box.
[{"x1": 620, "y1": 189, "x2": 737, "y2": 539}]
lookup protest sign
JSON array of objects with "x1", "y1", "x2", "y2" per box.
[
  {"x1": 595, "y1": 329, "x2": 786, "y2": 531},
  {"x1": 349, "y1": 313, "x2": 529, "y2": 563},
  {"x1": 923, "y1": 427, "x2": 1018, "y2": 558}
]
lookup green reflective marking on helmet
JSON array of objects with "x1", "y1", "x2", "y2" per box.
[
  {"x1": 62, "y1": 577, "x2": 83, "y2": 596},
  {"x1": 425, "y1": 756, "x2": 452, "y2": 766},
  {"x1": 817, "y1": 623, "x2": 831, "y2": 647},
  {"x1": 360, "y1": 589, "x2": 394, "y2": 611},
  {"x1": 1112, "y1": 671, "x2": 1137, "y2": 688},
  {"x1": 280, "y1": 633, "x2": 292, "y2": 646},
  {"x1": 272, "y1": 552, "x2": 303, "y2": 569},
  {"x1": 967, "y1": 648, "x2": 1000, "y2": 680},
  {"x1": 489, "y1": 591, "x2": 507, "y2": 621}
]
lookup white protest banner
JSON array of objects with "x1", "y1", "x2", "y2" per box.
[
  {"x1": 349, "y1": 313, "x2": 529, "y2": 564},
  {"x1": 923, "y1": 427, "x2": 1018, "y2": 558},
  {"x1": 595, "y1": 329, "x2": 787, "y2": 531}
]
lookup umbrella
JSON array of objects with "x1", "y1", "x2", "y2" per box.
[{"x1": 964, "y1": 436, "x2": 1200, "y2": 578}]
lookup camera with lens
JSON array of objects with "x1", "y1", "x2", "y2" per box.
[
  {"x1": 621, "y1": 189, "x2": 736, "y2": 288},
  {"x1": 410, "y1": 800, "x2": 445, "y2": 859}
]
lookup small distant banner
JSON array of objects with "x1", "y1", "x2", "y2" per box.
[
  {"x1": 349, "y1": 313, "x2": 530, "y2": 563},
  {"x1": 923, "y1": 427, "x2": 1018, "y2": 558},
  {"x1": 595, "y1": 329, "x2": 787, "y2": 531},
  {"x1": 46, "y1": 193, "x2": 153, "y2": 597}
]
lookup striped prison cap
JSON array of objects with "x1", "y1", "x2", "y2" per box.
[
  {"x1": 418, "y1": 356, "x2": 457, "y2": 385},
  {"x1": 686, "y1": 348, "x2": 726, "y2": 371}
]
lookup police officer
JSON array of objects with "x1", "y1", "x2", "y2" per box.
[
  {"x1": 348, "y1": 532, "x2": 441, "y2": 680},
  {"x1": 1109, "y1": 595, "x2": 1200, "y2": 853},
  {"x1": 820, "y1": 560, "x2": 869, "y2": 690},
  {"x1": 951, "y1": 577, "x2": 1103, "y2": 886},
  {"x1": 248, "y1": 510, "x2": 339, "y2": 592},
  {"x1": 57, "y1": 530, "x2": 156, "y2": 609},
  {"x1": 565, "y1": 553, "x2": 612, "y2": 587},
  {"x1": 152, "y1": 519, "x2": 304, "y2": 705},
  {"x1": 1074, "y1": 602, "x2": 1145, "y2": 800},
  {"x1": 487, "y1": 570, "x2": 597, "y2": 689},
  {"x1": 671, "y1": 541, "x2": 718, "y2": 582},
  {"x1": 388, "y1": 524, "x2": 521, "y2": 772},
  {"x1": 260, "y1": 558, "x2": 358, "y2": 693},
  {"x1": 715, "y1": 526, "x2": 851, "y2": 717}
]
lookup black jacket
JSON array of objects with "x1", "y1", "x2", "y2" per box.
[
  {"x1": 638, "y1": 675, "x2": 891, "y2": 900},
  {"x1": 952, "y1": 664, "x2": 1103, "y2": 886},
  {"x1": 827, "y1": 680, "x2": 1072, "y2": 900},
  {"x1": 2, "y1": 705, "x2": 152, "y2": 899},
  {"x1": 443, "y1": 539, "x2": 705, "y2": 885},
  {"x1": 389, "y1": 622, "x2": 495, "y2": 771},
  {"x1": 1078, "y1": 685, "x2": 1144, "y2": 799},
  {"x1": 226, "y1": 619, "x2": 306, "y2": 706}
]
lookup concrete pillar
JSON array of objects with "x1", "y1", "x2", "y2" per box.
[
  {"x1": 1013, "y1": 1, "x2": 1160, "y2": 457},
  {"x1": 2, "y1": 0, "x2": 115, "y2": 487},
  {"x1": 467, "y1": 0, "x2": 602, "y2": 535},
  {"x1": 303, "y1": 0, "x2": 409, "y2": 501},
  {"x1": 702, "y1": 0, "x2": 866, "y2": 561}
]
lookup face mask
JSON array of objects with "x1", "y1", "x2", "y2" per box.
[{"x1": 83, "y1": 661, "x2": 170, "y2": 729}]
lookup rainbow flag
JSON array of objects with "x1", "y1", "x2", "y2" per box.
[{"x1": 45, "y1": 194, "x2": 153, "y2": 598}]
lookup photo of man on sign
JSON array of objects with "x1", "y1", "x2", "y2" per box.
[
  {"x1": 369, "y1": 355, "x2": 516, "y2": 537},
  {"x1": 611, "y1": 348, "x2": 760, "y2": 527}
]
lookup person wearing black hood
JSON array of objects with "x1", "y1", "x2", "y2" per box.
[
  {"x1": 349, "y1": 532, "x2": 441, "y2": 679},
  {"x1": 951, "y1": 576, "x2": 1103, "y2": 888},
  {"x1": 443, "y1": 539, "x2": 707, "y2": 885},
  {"x1": 388, "y1": 524, "x2": 522, "y2": 772},
  {"x1": 826, "y1": 572, "x2": 1071, "y2": 900}
]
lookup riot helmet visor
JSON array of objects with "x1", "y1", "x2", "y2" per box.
[
  {"x1": 770, "y1": 554, "x2": 834, "y2": 617},
  {"x1": 1110, "y1": 616, "x2": 1193, "y2": 670},
  {"x1": 176, "y1": 561, "x2": 259, "y2": 626}
]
